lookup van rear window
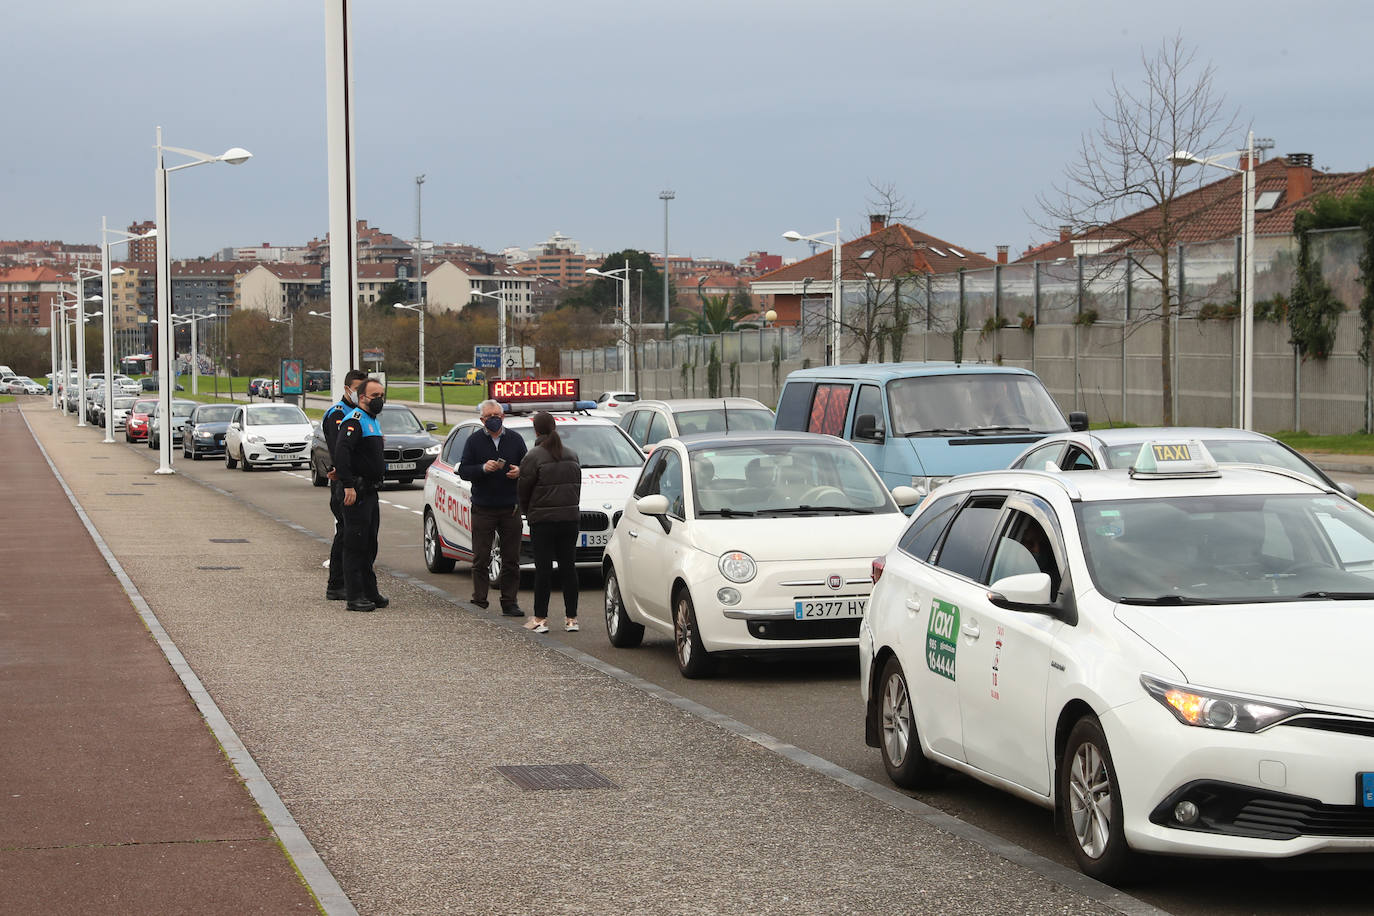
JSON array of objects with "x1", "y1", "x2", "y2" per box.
[{"x1": 808, "y1": 384, "x2": 852, "y2": 437}]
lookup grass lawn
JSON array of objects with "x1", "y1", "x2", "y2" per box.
[
  {"x1": 0, "y1": 394, "x2": 13, "y2": 405},
  {"x1": 382, "y1": 383, "x2": 485, "y2": 406},
  {"x1": 1272, "y1": 431, "x2": 1374, "y2": 456}
]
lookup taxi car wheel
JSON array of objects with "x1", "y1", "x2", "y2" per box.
[
  {"x1": 423, "y1": 511, "x2": 455, "y2": 574},
  {"x1": 1059, "y1": 717, "x2": 1136, "y2": 883},
  {"x1": 878, "y1": 656, "x2": 942, "y2": 789},
  {"x1": 673, "y1": 587, "x2": 713, "y2": 679},
  {"x1": 603, "y1": 566, "x2": 644, "y2": 648}
]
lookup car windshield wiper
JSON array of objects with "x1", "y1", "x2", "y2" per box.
[
  {"x1": 697, "y1": 508, "x2": 756, "y2": 517},
  {"x1": 1117, "y1": 594, "x2": 1216, "y2": 606},
  {"x1": 900, "y1": 427, "x2": 971, "y2": 437},
  {"x1": 760, "y1": 505, "x2": 875, "y2": 515},
  {"x1": 1295, "y1": 590, "x2": 1374, "y2": 600},
  {"x1": 964, "y1": 426, "x2": 1032, "y2": 435}
]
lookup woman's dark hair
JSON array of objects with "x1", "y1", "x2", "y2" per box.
[{"x1": 532, "y1": 410, "x2": 564, "y2": 460}]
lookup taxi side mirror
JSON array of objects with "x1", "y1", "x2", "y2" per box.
[
  {"x1": 890, "y1": 485, "x2": 921, "y2": 508},
  {"x1": 988, "y1": 572, "x2": 1078, "y2": 624}
]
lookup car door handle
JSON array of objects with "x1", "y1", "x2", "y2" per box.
[
  {"x1": 961, "y1": 623, "x2": 981, "y2": 639},
  {"x1": 628, "y1": 530, "x2": 639, "y2": 539}
]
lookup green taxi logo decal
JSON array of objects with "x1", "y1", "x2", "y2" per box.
[{"x1": 926, "y1": 599, "x2": 959, "y2": 681}]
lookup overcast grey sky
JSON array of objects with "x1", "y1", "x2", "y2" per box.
[{"x1": 3, "y1": 0, "x2": 1370, "y2": 263}]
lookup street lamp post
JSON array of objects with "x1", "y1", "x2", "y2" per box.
[
  {"x1": 783, "y1": 218, "x2": 843, "y2": 366},
  {"x1": 1169, "y1": 131, "x2": 1257, "y2": 429},
  {"x1": 49, "y1": 303, "x2": 60, "y2": 410},
  {"x1": 660, "y1": 190, "x2": 674, "y2": 337},
  {"x1": 72, "y1": 266, "x2": 106, "y2": 427},
  {"x1": 153, "y1": 125, "x2": 252, "y2": 474},
  {"x1": 470, "y1": 288, "x2": 510, "y2": 379},
  {"x1": 101, "y1": 220, "x2": 152, "y2": 442},
  {"x1": 586, "y1": 262, "x2": 632, "y2": 390}
]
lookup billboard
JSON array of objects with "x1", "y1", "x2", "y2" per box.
[
  {"x1": 280, "y1": 358, "x2": 304, "y2": 396},
  {"x1": 488, "y1": 377, "x2": 579, "y2": 405}
]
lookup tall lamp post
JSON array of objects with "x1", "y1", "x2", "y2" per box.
[
  {"x1": 783, "y1": 218, "x2": 843, "y2": 366},
  {"x1": 101, "y1": 221, "x2": 153, "y2": 442},
  {"x1": 393, "y1": 301, "x2": 426, "y2": 394},
  {"x1": 71, "y1": 266, "x2": 109, "y2": 427},
  {"x1": 659, "y1": 190, "x2": 674, "y2": 336},
  {"x1": 470, "y1": 288, "x2": 511, "y2": 379},
  {"x1": 1169, "y1": 130, "x2": 1257, "y2": 430},
  {"x1": 586, "y1": 262, "x2": 632, "y2": 390},
  {"x1": 153, "y1": 126, "x2": 252, "y2": 474}
]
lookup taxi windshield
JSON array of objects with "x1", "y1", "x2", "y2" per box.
[
  {"x1": 248, "y1": 405, "x2": 308, "y2": 426},
  {"x1": 1077, "y1": 493, "x2": 1374, "y2": 604},
  {"x1": 690, "y1": 442, "x2": 896, "y2": 517},
  {"x1": 889, "y1": 374, "x2": 1068, "y2": 436},
  {"x1": 512, "y1": 423, "x2": 643, "y2": 468},
  {"x1": 1100, "y1": 437, "x2": 1320, "y2": 481},
  {"x1": 671, "y1": 408, "x2": 774, "y2": 435}
]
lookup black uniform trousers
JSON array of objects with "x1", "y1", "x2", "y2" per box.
[
  {"x1": 531, "y1": 519, "x2": 579, "y2": 619},
  {"x1": 327, "y1": 480, "x2": 346, "y2": 591},
  {"x1": 342, "y1": 486, "x2": 380, "y2": 601},
  {"x1": 470, "y1": 503, "x2": 523, "y2": 608}
]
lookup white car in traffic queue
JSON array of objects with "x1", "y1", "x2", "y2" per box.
[
  {"x1": 860, "y1": 440, "x2": 1374, "y2": 882},
  {"x1": 423, "y1": 410, "x2": 646, "y2": 580},
  {"x1": 603, "y1": 431, "x2": 921, "y2": 678},
  {"x1": 223, "y1": 403, "x2": 313, "y2": 471}
]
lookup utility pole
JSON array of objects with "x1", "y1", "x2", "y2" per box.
[{"x1": 660, "y1": 190, "x2": 674, "y2": 337}]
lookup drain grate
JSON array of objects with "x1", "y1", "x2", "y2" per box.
[
  {"x1": 196, "y1": 565, "x2": 243, "y2": 571},
  {"x1": 495, "y1": 764, "x2": 616, "y2": 791},
  {"x1": 209, "y1": 538, "x2": 250, "y2": 543}
]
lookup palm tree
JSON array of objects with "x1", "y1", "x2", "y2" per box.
[{"x1": 669, "y1": 294, "x2": 758, "y2": 337}]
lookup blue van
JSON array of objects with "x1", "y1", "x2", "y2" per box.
[{"x1": 774, "y1": 363, "x2": 1087, "y2": 492}]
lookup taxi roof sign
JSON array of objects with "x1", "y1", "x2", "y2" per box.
[{"x1": 1129, "y1": 440, "x2": 1221, "y2": 479}]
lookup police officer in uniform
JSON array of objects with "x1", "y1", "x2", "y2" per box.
[
  {"x1": 323, "y1": 369, "x2": 368, "y2": 600},
  {"x1": 333, "y1": 377, "x2": 388, "y2": 612}
]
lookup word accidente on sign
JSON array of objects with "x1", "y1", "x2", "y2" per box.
[{"x1": 488, "y1": 377, "x2": 580, "y2": 404}]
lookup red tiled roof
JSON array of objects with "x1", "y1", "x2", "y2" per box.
[
  {"x1": 0, "y1": 266, "x2": 60, "y2": 283},
  {"x1": 255, "y1": 264, "x2": 322, "y2": 280},
  {"x1": 755, "y1": 223, "x2": 996, "y2": 285}
]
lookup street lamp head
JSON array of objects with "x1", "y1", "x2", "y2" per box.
[
  {"x1": 1168, "y1": 149, "x2": 1200, "y2": 167},
  {"x1": 140, "y1": 228, "x2": 158, "y2": 238},
  {"x1": 86, "y1": 294, "x2": 103, "y2": 302},
  {"x1": 219, "y1": 147, "x2": 252, "y2": 166},
  {"x1": 109, "y1": 267, "x2": 126, "y2": 277},
  {"x1": 764, "y1": 309, "x2": 777, "y2": 323},
  {"x1": 782, "y1": 231, "x2": 804, "y2": 242}
]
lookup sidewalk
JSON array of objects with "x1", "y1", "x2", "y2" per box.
[
  {"x1": 7, "y1": 402, "x2": 1135, "y2": 915},
  {"x1": 0, "y1": 405, "x2": 317, "y2": 913}
]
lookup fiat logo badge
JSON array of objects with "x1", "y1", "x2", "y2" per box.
[{"x1": 827, "y1": 575, "x2": 843, "y2": 590}]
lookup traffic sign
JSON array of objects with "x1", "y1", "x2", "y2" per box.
[{"x1": 474, "y1": 345, "x2": 500, "y2": 369}]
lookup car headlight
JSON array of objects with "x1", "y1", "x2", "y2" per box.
[
  {"x1": 1141, "y1": 675, "x2": 1303, "y2": 733},
  {"x1": 247, "y1": 435, "x2": 266, "y2": 445},
  {"x1": 196, "y1": 430, "x2": 212, "y2": 438},
  {"x1": 425, "y1": 444, "x2": 441, "y2": 455},
  {"x1": 718, "y1": 550, "x2": 757, "y2": 583},
  {"x1": 912, "y1": 475, "x2": 953, "y2": 494}
]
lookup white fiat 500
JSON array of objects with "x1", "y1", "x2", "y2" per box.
[
  {"x1": 861, "y1": 441, "x2": 1374, "y2": 883},
  {"x1": 603, "y1": 431, "x2": 920, "y2": 678},
  {"x1": 223, "y1": 403, "x2": 313, "y2": 471},
  {"x1": 423, "y1": 411, "x2": 645, "y2": 579}
]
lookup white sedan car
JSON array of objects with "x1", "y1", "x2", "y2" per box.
[
  {"x1": 861, "y1": 440, "x2": 1374, "y2": 882},
  {"x1": 423, "y1": 412, "x2": 645, "y2": 580},
  {"x1": 223, "y1": 403, "x2": 313, "y2": 471},
  {"x1": 603, "y1": 431, "x2": 919, "y2": 678}
]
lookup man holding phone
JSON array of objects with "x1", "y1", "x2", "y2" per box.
[{"x1": 459, "y1": 398, "x2": 528, "y2": 615}]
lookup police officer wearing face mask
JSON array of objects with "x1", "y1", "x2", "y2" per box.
[
  {"x1": 323, "y1": 369, "x2": 369, "y2": 600},
  {"x1": 458, "y1": 398, "x2": 527, "y2": 615},
  {"x1": 333, "y1": 378, "x2": 388, "y2": 612}
]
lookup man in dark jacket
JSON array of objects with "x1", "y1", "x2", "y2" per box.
[
  {"x1": 323, "y1": 369, "x2": 368, "y2": 600},
  {"x1": 333, "y1": 378, "x2": 388, "y2": 612},
  {"x1": 458, "y1": 399, "x2": 527, "y2": 615},
  {"x1": 517, "y1": 410, "x2": 582, "y2": 632}
]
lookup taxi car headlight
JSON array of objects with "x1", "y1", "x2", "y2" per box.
[
  {"x1": 718, "y1": 551, "x2": 757, "y2": 583},
  {"x1": 1141, "y1": 675, "x2": 1302, "y2": 733},
  {"x1": 425, "y1": 444, "x2": 441, "y2": 455}
]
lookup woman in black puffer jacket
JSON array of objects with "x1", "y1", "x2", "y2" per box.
[{"x1": 517, "y1": 411, "x2": 583, "y2": 632}]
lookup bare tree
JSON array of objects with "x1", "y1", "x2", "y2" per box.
[
  {"x1": 839, "y1": 181, "x2": 934, "y2": 363},
  {"x1": 1038, "y1": 34, "x2": 1240, "y2": 424}
]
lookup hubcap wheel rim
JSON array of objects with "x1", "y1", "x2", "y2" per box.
[
  {"x1": 1068, "y1": 742, "x2": 1113, "y2": 859},
  {"x1": 488, "y1": 534, "x2": 502, "y2": 582},
  {"x1": 881, "y1": 672, "x2": 911, "y2": 766},
  {"x1": 605, "y1": 576, "x2": 620, "y2": 635},
  {"x1": 424, "y1": 516, "x2": 437, "y2": 564},
  {"x1": 675, "y1": 598, "x2": 692, "y2": 665}
]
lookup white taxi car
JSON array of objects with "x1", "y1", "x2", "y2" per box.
[
  {"x1": 423, "y1": 411, "x2": 645, "y2": 580},
  {"x1": 603, "y1": 431, "x2": 920, "y2": 678},
  {"x1": 861, "y1": 441, "x2": 1374, "y2": 882},
  {"x1": 223, "y1": 403, "x2": 313, "y2": 471}
]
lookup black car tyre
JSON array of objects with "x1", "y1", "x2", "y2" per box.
[
  {"x1": 1060, "y1": 716, "x2": 1136, "y2": 884},
  {"x1": 311, "y1": 458, "x2": 329, "y2": 487},
  {"x1": 673, "y1": 587, "x2": 712, "y2": 678},
  {"x1": 603, "y1": 565, "x2": 644, "y2": 648},
  {"x1": 423, "y1": 511, "x2": 455, "y2": 573},
  {"x1": 878, "y1": 655, "x2": 943, "y2": 789},
  {"x1": 225, "y1": 447, "x2": 238, "y2": 469},
  {"x1": 240, "y1": 451, "x2": 252, "y2": 472}
]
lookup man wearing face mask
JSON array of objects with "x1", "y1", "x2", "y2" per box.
[
  {"x1": 333, "y1": 378, "x2": 389, "y2": 612},
  {"x1": 458, "y1": 398, "x2": 527, "y2": 615},
  {"x1": 323, "y1": 369, "x2": 369, "y2": 600}
]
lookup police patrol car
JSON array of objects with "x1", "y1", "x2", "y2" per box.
[
  {"x1": 861, "y1": 441, "x2": 1374, "y2": 882},
  {"x1": 422, "y1": 379, "x2": 646, "y2": 581}
]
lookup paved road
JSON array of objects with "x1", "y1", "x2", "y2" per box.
[{"x1": 128, "y1": 439, "x2": 1374, "y2": 913}]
